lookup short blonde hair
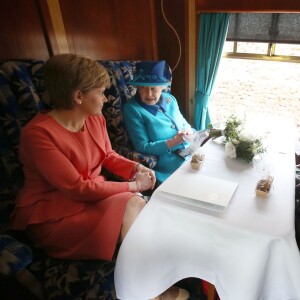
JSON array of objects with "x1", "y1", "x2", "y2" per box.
[{"x1": 44, "y1": 54, "x2": 110, "y2": 109}]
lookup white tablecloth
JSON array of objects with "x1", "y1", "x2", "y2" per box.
[{"x1": 115, "y1": 117, "x2": 300, "y2": 300}]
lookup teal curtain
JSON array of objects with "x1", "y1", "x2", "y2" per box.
[{"x1": 194, "y1": 13, "x2": 230, "y2": 130}]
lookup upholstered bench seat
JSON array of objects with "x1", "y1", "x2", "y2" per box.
[{"x1": 0, "y1": 59, "x2": 171, "y2": 299}]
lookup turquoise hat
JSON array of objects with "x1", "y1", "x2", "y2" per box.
[{"x1": 127, "y1": 61, "x2": 171, "y2": 87}]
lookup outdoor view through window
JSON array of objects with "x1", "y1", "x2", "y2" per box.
[{"x1": 210, "y1": 41, "x2": 300, "y2": 140}]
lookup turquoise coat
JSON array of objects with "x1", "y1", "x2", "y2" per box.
[{"x1": 123, "y1": 92, "x2": 192, "y2": 184}]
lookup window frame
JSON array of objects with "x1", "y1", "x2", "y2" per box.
[{"x1": 224, "y1": 41, "x2": 300, "y2": 63}]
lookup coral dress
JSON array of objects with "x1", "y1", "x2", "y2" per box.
[{"x1": 10, "y1": 113, "x2": 137, "y2": 261}]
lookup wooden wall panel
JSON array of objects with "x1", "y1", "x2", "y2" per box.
[
  {"x1": 196, "y1": 0, "x2": 300, "y2": 12},
  {"x1": 0, "y1": 0, "x2": 50, "y2": 60},
  {"x1": 154, "y1": 0, "x2": 188, "y2": 115},
  {"x1": 58, "y1": 0, "x2": 157, "y2": 60}
]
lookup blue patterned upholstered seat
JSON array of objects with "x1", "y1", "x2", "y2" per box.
[{"x1": 0, "y1": 59, "x2": 171, "y2": 299}]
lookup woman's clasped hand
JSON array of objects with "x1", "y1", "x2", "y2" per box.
[
  {"x1": 129, "y1": 163, "x2": 156, "y2": 192},
  {"x1": 135, "y1": 171, "x2": 154, "y2": 192}
]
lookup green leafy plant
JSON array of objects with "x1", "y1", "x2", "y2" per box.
[{"x1": 209, "y1": 115, "x2": 266, "y2": 163}]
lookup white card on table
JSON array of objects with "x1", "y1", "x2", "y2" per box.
[{"x1": 157, "y1": 172, "x2": 238, "y2": 212}]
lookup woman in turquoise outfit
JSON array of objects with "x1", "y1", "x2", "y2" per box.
[{"x1": 123, "y1": 61, "x2": 193, "y2": 185}]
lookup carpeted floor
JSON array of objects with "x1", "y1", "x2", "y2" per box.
[
  {"x1": 177, "y1": 278, "x2": 211, "y2": 300},
  {"x1": 0, "y1": 277, "x2": 210, "y2": 300},
  {"x1": 0, "y1": 278, "x2": 39, "y2": 300}
]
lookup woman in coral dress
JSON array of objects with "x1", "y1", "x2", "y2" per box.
[
  {"x1": 10, "y1": 54, "x2": 189, "y2": 299},
  {"x1": 10, "y1": 54, "x2": 155, "y2": 261}
]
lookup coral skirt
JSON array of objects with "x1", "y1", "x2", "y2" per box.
[{"x1": 27, "y1": 192, "x2": 135, "y2": 261}]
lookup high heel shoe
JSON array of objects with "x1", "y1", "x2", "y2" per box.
[
  {"x1": 175, "y1": 288, "x2": 190, "y2": 300},
  {"x1": 153, "y1": 286, "x2": 190, "y2": 300}
]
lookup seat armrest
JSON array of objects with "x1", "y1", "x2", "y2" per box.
[
  {"x1": 0, "y1": 235, "x2": 33, "y2": 276},
  {"x1": 112, "y1": 144, "x2": 157, "y2": 169},
  {"x1": 0, "y1": 235, "x2": 45, "y2": 299}
]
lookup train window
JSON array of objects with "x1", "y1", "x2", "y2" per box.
[{"x1": 224, "y1": 13, "x2": 300, "y2": 62}]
